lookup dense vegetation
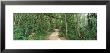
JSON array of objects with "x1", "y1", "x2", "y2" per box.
[{"x1": 13, "y1": 13, "x2": 97, "y2": 40}]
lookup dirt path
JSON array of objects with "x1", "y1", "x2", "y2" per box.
[{"x1": 48, "y1": 29, "x2": 61, "y2": 40}]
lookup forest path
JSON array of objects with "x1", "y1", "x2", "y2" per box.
[{"x1": 48, "y1": 29, "x2": 61, "y2": 40}]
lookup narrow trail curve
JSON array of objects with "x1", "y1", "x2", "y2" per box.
[{"x1": 48, "y1": 29, "x2": 61, "y2": 40}]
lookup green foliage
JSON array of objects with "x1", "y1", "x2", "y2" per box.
[{"x1": 14, "y1": 13, "x2": 97, "y2": 40}]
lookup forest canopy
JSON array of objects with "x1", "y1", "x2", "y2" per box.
[{"x1": 13, "y1": 13, "x2": 97, "y2": 40}]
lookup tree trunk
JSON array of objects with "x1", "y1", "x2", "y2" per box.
[
  {"x1": 65, "y1": 14, "x2": 68, "y2": 39},
  {"x1": 76, "y1": 14, "x2": 81, "y2": 39}
]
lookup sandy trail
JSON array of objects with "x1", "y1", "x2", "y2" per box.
[{"x1": 48, "y1": 29, "x2": 61, "y2": 40}]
